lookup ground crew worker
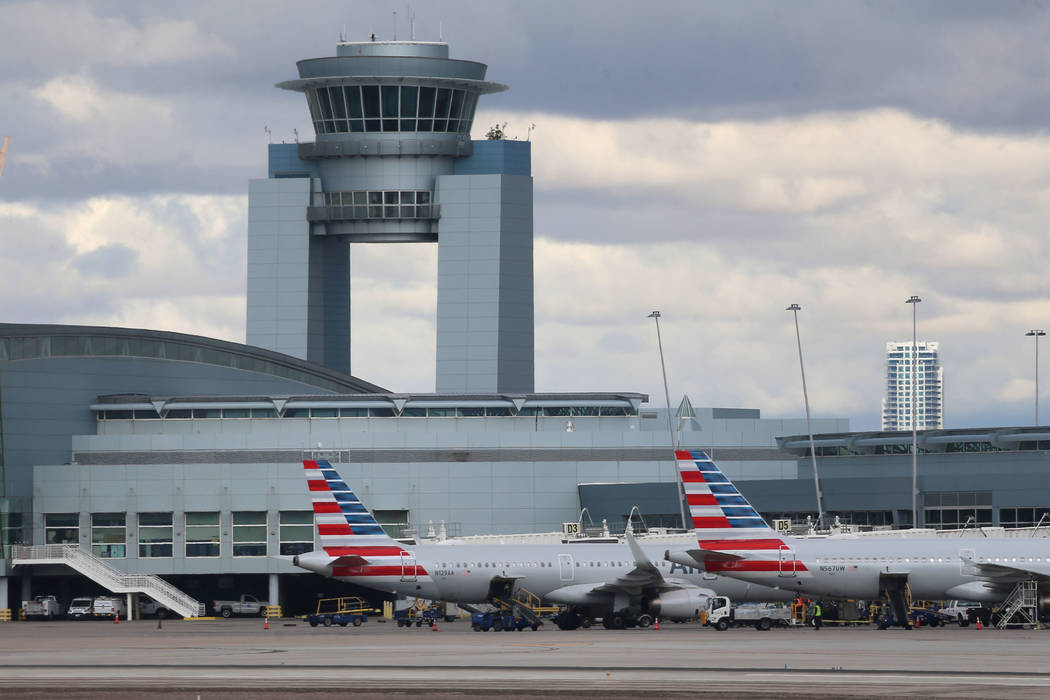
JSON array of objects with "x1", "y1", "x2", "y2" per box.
[{"x1": 812, "y1": 601, "x2": 823, "y2": 630}]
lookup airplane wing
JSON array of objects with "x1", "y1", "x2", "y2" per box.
[
  {"x1": 588, "y1": 531, "x2": 698, "y2": 595},
  {"x1": 962, "y1": 556, "x2": 1050, "y2": 584}
]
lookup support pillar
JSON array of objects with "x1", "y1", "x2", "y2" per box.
[
  {"x1": 0, "y1": 576, "x2": 9, "y2": 612},
  {"x1": 268, "y1": 574, "x2": 279, "y2": 612}
]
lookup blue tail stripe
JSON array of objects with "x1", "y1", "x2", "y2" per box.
[
  {"x1": 338, "y1": 503, "x2": 368, "y2": 513},
  {"x1": 729, "y1": 518, "x2": 768, "y2": 528},
  {"x1": 332, "y1": 492, "x2": 362, "y2": 503},
  {"x1": 707, "y1": 484, "x2": 738, "y2": 494},
  {"x1": 343, "y1": 514, "x2": 380, "y2": 524},
  {"x1": 349, "y1": 525, "x2": 387, "y2": 535},
  {"x1": 721, "y1": 506, "x2": 760, "y2": 517},
  {"x1": 714, "y1": 495, "x2": 749, "y2": 506}
]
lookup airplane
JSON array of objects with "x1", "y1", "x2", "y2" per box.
[
  {"x1": 290, "y1": 458, "x2": 793, "y2": 629},
  {"x1": 668, "y1": 449, "x2": 1050, "y2": 627}
]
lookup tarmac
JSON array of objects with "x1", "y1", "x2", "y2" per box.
[{"x1": 0, "y1": 617, "x2": 1048, "y2": 698}]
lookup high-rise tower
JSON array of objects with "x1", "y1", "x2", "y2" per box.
[
  {"x1": 881, "y1": 341, "x2": 943, "y2": 430},
  {"x1": 246, "y1": 41, "x2": 534, "y2": 392}
]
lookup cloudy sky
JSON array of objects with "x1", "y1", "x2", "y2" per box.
[{"x1": 1, "y1": 0, "x2": 1049, "y2": 430}]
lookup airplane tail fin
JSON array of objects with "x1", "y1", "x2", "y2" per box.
[
  {"x1": 676, "y1": 449, "x2": 785, "y2": 550},
  {"x1": 304, "y1": 459, "x2": 401, "y2": 555}
]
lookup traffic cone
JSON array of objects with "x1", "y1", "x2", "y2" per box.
[
  {"x1": 976, "y1": 618, "x2": 982, "y2": 630},
  {"x1": 654, "y1": 617, "x2": 660, "y2": 630},
  {"x1": 156, "y1": 616, "x2": 162, "y2": 630},
  {"x1": 114, "y1": 612, "x2": 119, "y2": 624},
  {"x1": 914, "y1": 616, "x2": 920, "y2": 629},
  {"x1": 264, "y1": 616, "x2": 269, "y2": 630},
  {"x1": 431, "y1": 619, "x2": 438, "y2": 631}
]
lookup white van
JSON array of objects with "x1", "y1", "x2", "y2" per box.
[
  {"x1": 92, "y1": 596, "x2": 127, "y2": 619},
  {"x1": 67, "y1": 597, "x2": 95, "y2": 620}
]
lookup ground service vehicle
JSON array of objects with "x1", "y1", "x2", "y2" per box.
[
  {"x1": 471, "y1": 611, "x2": 541, "y2": 632},
  {"x1": 21, "y1": 595, "x2": 64, "y2": 620},
  {"x1": 394, "y1": 607, "x2": 438, "y2": 628},
  {"x1": 938, "y1": 600, "x2": 986, "y2": 626},
  {"x1": 139, "y1": 596, "x2": 177, "y2": 619},
  {"x1": 212, "y1": 594, "x2": 268, "y2": 617},
  {"x1": 92, "y1": 596, "x2": 127, "y2": 619},
  {"x1": 305, "y1": 596, "x2": 376, "y2": 628},
  {"x1": 67, "y1": 597, "x2": 95, "y2": 620},
  {"x1": 706, "y1": 597, "x2": 793, "y2": 631}
]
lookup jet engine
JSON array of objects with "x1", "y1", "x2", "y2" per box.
[{"x1": 645, "y1": 589, "x2": 710, "y2": 620}]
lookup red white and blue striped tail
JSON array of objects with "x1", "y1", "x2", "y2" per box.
[
  {"x1": 304, "y1": 459, "x2": 398, "y2": 554},
  {"x1": 676, "y1": 449, "x2": 785, "y2": 549}
]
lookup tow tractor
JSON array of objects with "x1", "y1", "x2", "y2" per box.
[
  {"x1": 394, "y1": 603, "x2": 440, "y2": 628},
  {"x1": 305, "y1": 596, "x2": 378, "y2": 628}
]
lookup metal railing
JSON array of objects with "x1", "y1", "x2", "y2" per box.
[{"x1": 11, "y1": 544, "x2": 205, "y2": 618}]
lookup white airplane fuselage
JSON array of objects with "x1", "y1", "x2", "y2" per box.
[
  {"x1": 713, "y1": 536, "x2": 1050, "y2": 602},
  {"x1": 297, "y1": 540, "x2": 794, "y2": 604}
]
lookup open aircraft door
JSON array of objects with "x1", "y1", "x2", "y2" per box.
[
  {"x1": 400, "y1": 552, "x2": 418, "y2": 582},
  {"x1": 558, "y1": 553, "x2": 574, "y2": 582},
  {"x1": 778, "y1": 545, "x2": 797, "y2": 577}
]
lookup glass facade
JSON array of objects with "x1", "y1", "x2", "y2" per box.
[
  {"x1": 307, "y1": 84, "x2": 478, "y2": 135},
  {"x1": 318, "y1": 190, "x2": 433, "y2": 220},
  {"x1": 923, "y1": 491, "x2": 993, "y2": 529}
]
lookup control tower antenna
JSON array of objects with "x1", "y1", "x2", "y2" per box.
[
  {"x1": 409, "y1": 7, "x2": 416, "y2": 40},
  {"x1": 392, "y1": 10, "x2": 397, "y2": 40},
  {"x1": 439, "y1": 20, "x2": 443, "y2": 41},
  {"x1": 339, "y1": 25, "x2": 346, "y2": 42}
]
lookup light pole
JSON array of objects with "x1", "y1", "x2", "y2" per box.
[
  {"x1": 1026, "y1": 330, "x2": 1046, "y2": 425},
  {"x1": 649, "y1": 310, "x2": 686, "y2": 531},
  {"x1": 906, "y1": 295, "x2": 921, "y2": 528},
  {"x1": 786, "y1": 304, "x2": 824, "y2": 529}
]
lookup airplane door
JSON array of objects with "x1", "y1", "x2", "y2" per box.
[
  {"x1": 960, "y1": 548, "x2": 979, "y2": 576},
  {"x1": 778, "y1": 545, "x2": 797, "y2": 577},
  {"x1": 401, "y1": 552, "x2": 418, "y2": 582},
  {"x1": 558, "y1": 554, "x2": 574, "y2": 582}
]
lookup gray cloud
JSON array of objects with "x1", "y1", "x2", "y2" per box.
[{"x1": 70, "y1": 242, "x2": 139, "y2": 278}]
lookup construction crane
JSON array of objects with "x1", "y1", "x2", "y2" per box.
[{"x1": 0, "y1": 136, "x2": 9, "y2": 180}]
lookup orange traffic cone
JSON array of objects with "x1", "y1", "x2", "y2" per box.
[
  {"x1": 654, "y1": 617, "x2": 660, "y2": 630},
  {"x1": 914, "y1": 616, "x2": 920, "y2": 629},
  {"x1": 264, "y1": 616, "x2": 269, "y2": 630},
  {"x1": 431, "y1": 619, "x2": 438, "y2": 631},
  {"x1": 976, "y1": 618, "x2": 982, "y2": 630},
  {"x1": 114, "y1": 612, "x2": 119, "y2": 624}
]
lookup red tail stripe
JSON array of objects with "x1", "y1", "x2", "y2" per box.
[
  {"x1": 303, "y1": 460, "x2": 319, "y2": 469},
  {"x1": 312, "y1": 502, "x2": 342, "y2": 513},
  {"x1": 675, "y1": 450, "x2": 693, "y2": 460},
  {"x1": 706, "y1": 560, "x2": 809, "y2": 573},
  {"x1": 686, "y1": 493, "x2": 718, "y2": 506},
  {"x1": 307, "y1": 479, "x2": 330, "y2": 492},
  {"x1": 699, "y1": 538, "x2": 787, "y2": 550},
  {"x1": 332, "y1": 565, "x2": 427, "y2": 577},
  {"x1": 318, "y1": 523, "x2": 354, "y2": 535},
  {"x1": 324, "y1": 546, "x2": 407, "y2": 556},
  {"x1": 680, "y1": 471, "x2": 705, "y2": 483},
  {"x1": 693, "y1": 516, "x2": 731, "y2": 528}
]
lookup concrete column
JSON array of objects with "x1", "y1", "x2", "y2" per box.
[
  {"x1": 20, "y1": 571, "x2": 31, "y2": 603},
  {"x1": 126, "y1": 593, "x2": 133, "y2": 622},
  {"x1": 0, "y1": 576, "x2": 9, "y2": 611},
  {"x1": 268, "y1": 574, "x2": 280, "y2": 613}
]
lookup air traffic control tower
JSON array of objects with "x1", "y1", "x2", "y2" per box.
[{"x1": 246, "y1": 41, "x2": 534, "y2": 393}]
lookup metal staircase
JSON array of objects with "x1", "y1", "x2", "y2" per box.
[
  {"x1": 10, "y1": 544, "x2": 205, "y2": 619},
  {"x1": 995, "y1": 580, "x2": 1038, "y2": 629}
]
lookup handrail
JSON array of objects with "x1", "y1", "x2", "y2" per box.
[{"x1": 11, "y1": 544, "x2": 205, "y2": 617}]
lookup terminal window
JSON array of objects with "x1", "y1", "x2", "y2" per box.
[
  {"x1": 232, "y1": 511, "x2": 268, "y2": 557},
  {"x1": 999, "y1": 507, "x2": 1050, "y2": 528},
  {"x1": 279, "y1": 511, "x2": 314, "y2": 556},
  {"x1": 185, "y1": 512, "x2": 220, "y2": 557},
  {"x1": 138, "y1": 512, "x2": 173, "y2": 558},
  {"x1": 44, "y1": 513, "x2": 79, "y2": 545},
  {"x1": 91, "y1": 513, "x2": 126, "y2": 558}
]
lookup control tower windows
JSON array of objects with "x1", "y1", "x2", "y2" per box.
[
  {"x1": 307, "y1": 85, "x2": 478, "y2": 135},
  {"x1": 317, "y1": 190, "x2": 433, "y2": 221}
]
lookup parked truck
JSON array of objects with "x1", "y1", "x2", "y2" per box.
[
  {"x1": 706, "y1": 597, "x2": 794, "y2": 631},
  {"x1": 212, "y1": 594, "x2": 268, "y2": 618},
  {"x1": 92, "y1": 596, "x2": 127, "y2": 619},
  {"x1": 21, "y1": 595, "x2": 64, "y2": 620}
]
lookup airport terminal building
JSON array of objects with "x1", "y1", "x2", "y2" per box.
[{"x1": 2, "y1": 39, "x2": 1049, "y2": 616}]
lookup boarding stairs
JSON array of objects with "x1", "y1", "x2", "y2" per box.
[
  {"x1": 10, "y1": 544, "x2": 205, "y2": 619},
  {"x1": 491, "y1": 588, "x2": 557, "y2": 628},
  {"x1": 995, "y1": 579, "x2": 1038, "y2": 630}
]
